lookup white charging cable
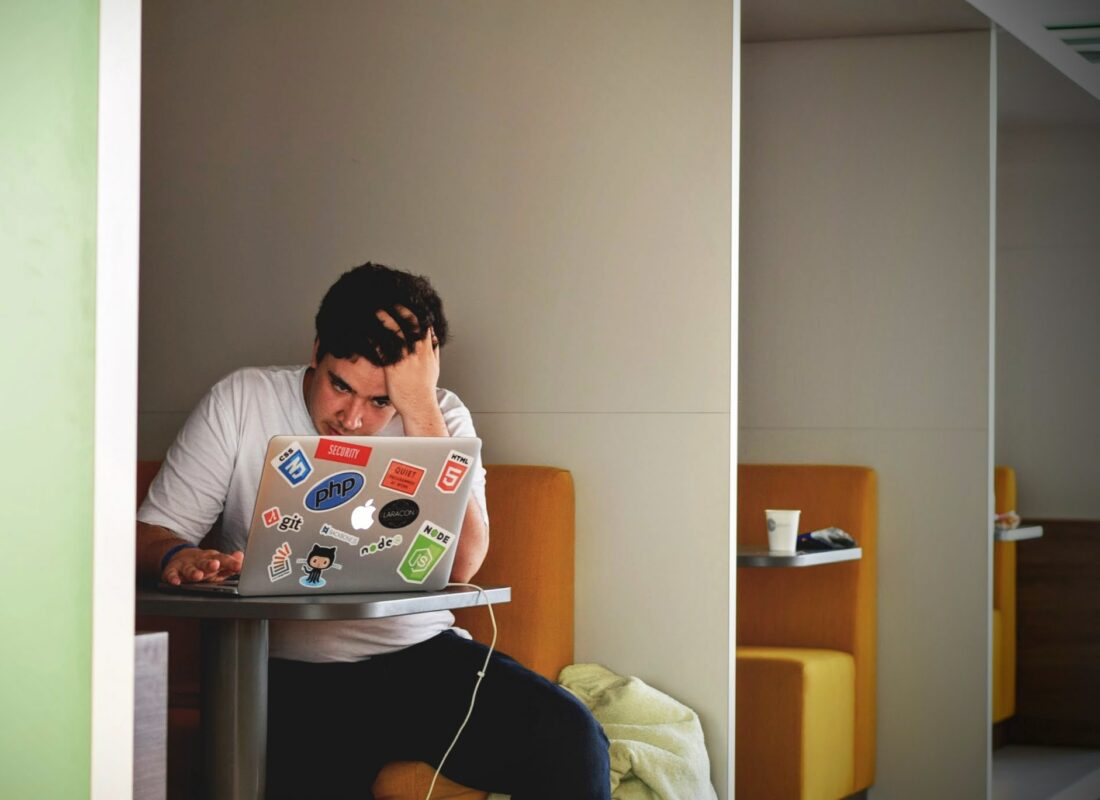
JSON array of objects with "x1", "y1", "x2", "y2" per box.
[{"x1": 425, "y1": 582, "x2": 498, "y2": 800}]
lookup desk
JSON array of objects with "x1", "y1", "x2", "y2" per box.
[
  {"x1": 994, "y1": 525, "x2": 1044, "y2": 542},
  {"x1": 136, "y1": 585, "x2": 510, "y2": 800},
  {"x1": 737, "y1": 546, "x2": 862, "y2": 568}
]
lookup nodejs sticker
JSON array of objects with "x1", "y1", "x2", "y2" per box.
[
  {"x1": 319, "y1": 522, "x2": 359, "y2": 546},
  {"x1": 304, "y1": 471, "x2": 365, "y2": 512},
  {"x1": 359, "y1": 533, "x2": 403, "y2": 557},
  {"x1": 380, "y1": 459, "x2": 426, "y2": 496},
  {"x1": 435, "y1": 450, "x2": 473, "y2": 494},
  {"x1": 271, "y1": 440, "x2": 313, "y2": 487},
  {"x1": 315, "y1": 438, "x2": 372, "y2": 467},
  {"x1": 379, "y1": 499, "x2": 419, "y2": 529},
  {"x1": 396, "y1": 521, "x2": 455, "y2": 585},
  {"x1": 297, "y1": 543, "x2": 342, "y2": 588},
  {"x1": 268, "y1": 542, "x2": 293, "y2": 582}
]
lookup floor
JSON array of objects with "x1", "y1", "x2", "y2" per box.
[{"x1": 993, "y1": 746, "x2": 1100, "y2": 800}]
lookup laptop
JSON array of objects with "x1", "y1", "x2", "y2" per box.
[{"x1": 167, "y1": 435, "x2": 481, "y2": 596}]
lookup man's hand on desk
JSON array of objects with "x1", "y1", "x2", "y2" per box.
[{"x1": 162, "y1": 547, "x2": 244, "y2": 586}]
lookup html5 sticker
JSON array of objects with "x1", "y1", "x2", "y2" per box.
[
  {"x1": 315, "y1": 437, "x2": 372, "y2": 467},
  {"x1": 435, "y1": 450, "x2": 472, "y2": 494},
  {"x1": 379, "y1": 459, "x2": 426, "y2": 497}
]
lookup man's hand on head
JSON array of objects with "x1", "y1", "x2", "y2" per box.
[
  {"x1": 376, "y1": 307, "x2": 447, "y2": 436},
  {"x1": 161, "y1": 547, "x2": 244, "y2": 586}
]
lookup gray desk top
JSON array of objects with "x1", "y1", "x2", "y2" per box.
[
  {"x1": 136, "y1": 584, "x2": 511, "y2": 620},
  {"x1": 737, "y1": 546, "x2": 862, "y2": 568},
  {"x1": 994, "y1": 525, "x2": 1044, "y2": 542}
]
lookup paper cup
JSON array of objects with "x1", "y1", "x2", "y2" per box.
[{"x1": 766, "y1": 509, "x2": 801, "y2": 554}]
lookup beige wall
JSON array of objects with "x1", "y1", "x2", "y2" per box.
[
  {"x1": 139, "y1": 0, "x2": 734, "y2": 792},
  {"x1": 740, "y1": 32, "x2": 992, "y2": 798},
  {"x1": 996, "y1": 125, "x2": 1100, "y2": 519}
]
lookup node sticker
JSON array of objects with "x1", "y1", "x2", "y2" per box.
[
  {"x1": 396, "y1": 521, "x2": 455, "y2": 584},
  {"x1": 297, "y1": 543, "x2": 342, "y2": 588},
  {"x1": 315, "y1": 438, "x2": 372, "y2": 467},
  {"x1": 304, "y1": 471, "x2": 365, "y2": 512},
  {"x1": 268, "y1": 542, "x2": 292, "y2": 582},
  {"x1": 435, "y1": 450, "x2": 472, "y2": 494},
  {"x1": 359, "y1": 533, "x2": 403, "y2": 557},
  {"x1": 262, "y1": 507, "x2": 282, "y2": 528},
  {"x1": 379, "y1": 499, "x2": 420, "y2": 529},
  {"x1": 319, "y1": 522, "x2": 359, "y2": 546},
  {"x1": 380, "y1": 459, "x2": 426, "y2": 497},
  {"x1": 271, "y1": 440, "x2": 313, "y2": 487}
]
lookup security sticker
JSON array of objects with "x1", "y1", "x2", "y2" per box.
[
  {"x1": 297, "y1": 543, "x2": 342, "y2": 588},
  {"x1": 380, "y1": 459, "x2": 426, "y2": 496},
  {"x1": 262, "y1": 507, "x2": 282, "y2": 528},
  {"x1": 319, "y1": 522, "x2": 359, "y2": 546},
  {"x1": 315, "y1": 438, "x2": 372, "y2": 467},
  {"x1": 268, "y1": 542, "x2": 293, "y2": 582},
  {"x1": 359, "y1": 533, "x2": 403, "y2": 557},
  {"x1": 304, "y1": 471, "x2": 365, "y2": 512},
  {"x1": 435, "y1": 450, "x2": 473, "y2": 494},
  {"x1": 271, "y1": 441, "x2": 313, "y2": 487},
  {"x1": 396, "y1": 521, "x2": 455, "y2": 584},
  {"x1": 379, "y1": 499, "x2": 419, "y2": 529}
]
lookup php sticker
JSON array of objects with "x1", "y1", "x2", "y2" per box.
[
  {"x1": 271, "y1": 441, "x2": 313, "y2": 487},
  {"x1": 268, "y1": 542, "x2": 293, "y2": 582},
  {"x1": 380, "y1": 459, "x2": 426, "y2": 497},
  {"x1": 315, "y1": 438, "x2": 372, "y2": 467},
  {"x1": 396, "y1": 521, "x2": 455, "y2": 584},
  {"x1": 379, "y1": 499, "x2": 419, "y2": 529},
  {"x1": 297, "y1": 543, "x2": 342, "y2": 588},
  {"x1": 304, "y1": 471, "x2": 365, "y2": 512},
  {"x1": 359, "y1": 533, "x2": 403, "y2": 557},
  {"x1": 319, "y1": 522, "x2": 359, "y2": 546},
  {"x1": 262, "y1": 507, "x2": 282, "y2": 528},
  {"x1": 435, "y1": 450, "x2": 472, "y2": 494}
]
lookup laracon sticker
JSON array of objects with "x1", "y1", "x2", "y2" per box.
[
  {"x1": 435, "y1": 450, "x2": 473, "y2": 494},
  {"x1": 396, "y1": 521, "x2": 455, "y2": 584},
  {"x1": 262, "y1": 507, "x2": 282, "y2": 528},
  {"x1": 380, "y1": 459, "x2": 426, "y2": 497},
  {"x1": 271, "y1": 441, "x2": 313, "y2": 487},
  {"x1": 350, "y1": 499, "x2": 376, "y2": 531},
  {"x1": 268, "y1": 542, "x2": 293, "y2": 582},
  {"x1": 315, "y1": 438, "x2": 372, "y2": 467},
  {"x1": 304, "y1": 471, "x2": 365, "y2": 512},
  {"x1": 319, "y1": 522, "x2": 359, "y2": 546},
  {"x1": 297, "y1": 543, "x2": 342, "y2": 588},
  {"x1": 359, "y1": 533, "x2": 403, "y2": 557},
  {"x1": 379, "y1": 499, "x2": 419, "y2": 529}
]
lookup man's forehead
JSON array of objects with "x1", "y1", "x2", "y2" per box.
[{"x1": 323, "y1": 354, "x2": 387, "y2": 393}]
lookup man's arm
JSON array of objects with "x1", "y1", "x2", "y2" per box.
[{"x1": 136, "y1": 521, "x2": 243, "y2": 585}]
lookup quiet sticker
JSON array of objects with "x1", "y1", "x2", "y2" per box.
[
  {"x1": 268, "y1": 542, "x2": 293, "y2": 582},
  {"x1": 319, "y1": 522, "x2": 359, "y2": 546},
  {"x1": 380, "y1": 459, "x2": 426, "y2": 497},
  {"x1": 396, "y1": 521, "x2": 455, "y2": 584},
  {"x1": 315, "y1": 438, "x2": 372, "y2": 467},
  {"x1": 435, "y1": 450, "x2": 472, "y2": 494},
  {"x1": 271, "y1": 441, "x2": 313, "y2": 487}
]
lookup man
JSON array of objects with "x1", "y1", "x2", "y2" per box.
[{"x1": 136, "y1": 263, "x2": 610, "y2": 799}]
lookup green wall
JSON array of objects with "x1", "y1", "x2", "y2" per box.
[{"x1": 0, "y1": 2, "x2": 99, "y2": 796}]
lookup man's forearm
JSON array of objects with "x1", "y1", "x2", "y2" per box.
[
  {"x1": 450, "y1": 497, "x2": 489, "y2": 583},
  {"x1": 136, "y1": 521, "x2": 189, "y2": 583}
]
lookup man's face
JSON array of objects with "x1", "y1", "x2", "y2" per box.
[{"x1": 304, "y1": 345, "x2": 398, "y2": 436}]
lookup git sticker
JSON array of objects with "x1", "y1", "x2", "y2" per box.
[
  {"x1": 319, "y1": 522, "x2": 359, "y2": 546},
  {"x1": 271, "y1": 441, "x2": 313, "y2": 487},
  {"x1": 268, "y1": 542, "x2": 293, "y2": 582},
  {"x1": 435, "y1": 450, "x2": 472, "y2": 494},
  {"x1": 315, "y1": 438, "x2": 372, "y2": 467},
  {"x1": 396, "y1": 521, "x2": 455, "y2": 584},
  {"x1": 262, "y1": 507, "x2": 282, "y2": 527},
  {"x1": 380, "y1": 459, "x2": 426, "y2": 497}
]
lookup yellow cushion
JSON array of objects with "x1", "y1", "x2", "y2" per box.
[
  {"x1": 372, "y1": 762, "x2": 487, "y2": 800},
  {"x1": 737, "y1": 647, "x2": 855, "y2": 800},
  {"x1": 992, "y1": 467, "x2": 1017, "y2": 723}
]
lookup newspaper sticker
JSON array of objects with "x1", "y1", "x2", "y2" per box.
[
  {"x1": 271, "y1": 441, "x2": 313, "y2": 487},
  {"x1": 396, "y1": 521, "x2": 455, "y2": 584},
  {"x1": 268, "y1": 542, "x2": 293, "y2": 582},
  {"x1": 315, "y1": 438, "x2": 372, "y2": 467},
  {"x1": 435, "y1": 450, "x2": 472, "y2": 494},
  {"x1": 297, "y1": 543, "x2": 342, "y2": 588},
  {"x1": 379, "y1": 459, "x2": 426, "y2": 497},
  {"x1": 262, "y1": 507, "x2": 282, "y2": 528},
  {"x1": 319, "y1": 522, "x2": 359, "y2": 546}
]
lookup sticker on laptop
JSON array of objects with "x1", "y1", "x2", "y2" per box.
[
  {"x1": 268, "y1": 542, "x2": 293, "y2": 582},
  {"x1": 304, "y1": 471, "x2": 365, "y2": 512},
  {"x1": 315, "y1": 438, "x2": 372, "y2": 467},
  {"x1": 262, "y1": 507, "x2": 282, "y2": 527},
  {"x1": 271, "y1": 441, "x2": 313, "y2": 487},
  {"x1": 350, "y1": 499, "x2": 377, "y2": 531},
  {"x1": 396, "y1": 521, "x2": 455, "y2": 584},
  {"x1": 297, "y1": 543, "x2": 342, "y2": 588},
  {"x1": 379, "y1": 499, "x2": 419, "y2": 529},
  {"x1": 360, "y1": 533, "x2": 403, "y2": 558},
  {"x1": 319, "y1": 522, "x2": 359, "y2": 546},
  {"x1": 380, "y1": 459, "x2": 426, "y2": 497},
  {"x1": 435, "y1": 450, "x2": 473, "y2": 494}
]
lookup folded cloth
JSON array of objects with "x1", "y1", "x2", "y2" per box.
[{"x1": 796, "y1": 526, "x2": 857, "y2": 551}]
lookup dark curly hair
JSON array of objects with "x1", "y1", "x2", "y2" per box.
[{"x1": 314, "y1": 262, "x2": 449, "y2": 366}]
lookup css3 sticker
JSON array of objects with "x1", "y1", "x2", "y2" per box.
[
  {"x1": 271, "y1": 441, "x2": 313, "y2": 487},
  {"x1": 304, "y1": 471, "x2": 365, "y2": 512},
  {"x1": 435, "y1": 450, "x2": 472, "y2": 494},
  {"x1": 396, "y1": 521, "x2": 455, "y2": 584}
]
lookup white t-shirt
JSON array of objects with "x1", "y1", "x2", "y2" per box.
[{"x1": 138, "y1": 365, "x2": 488, "y2": 662}]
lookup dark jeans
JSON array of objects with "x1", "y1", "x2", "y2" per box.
[{"x1": 266, "y1": 631, "x2": 610, "y2": 799}]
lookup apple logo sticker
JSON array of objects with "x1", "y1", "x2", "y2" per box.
[{"x1": 351, "y1": 498, "x2": 377, "y2": 531}]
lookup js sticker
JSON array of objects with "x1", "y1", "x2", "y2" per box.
[
  {"x1": 271, "y1": 441, "x2": 313, "y2": 487},
  {"x1": 396, "y1": 521, "x2": 455, "y2": 584},
  {"x1": 435, "y1": 450, "x2": 472, "y2": 494}
]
